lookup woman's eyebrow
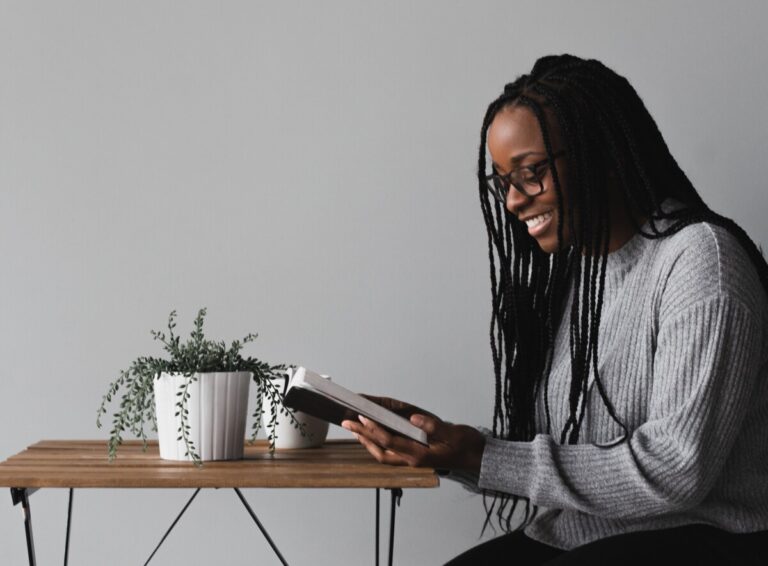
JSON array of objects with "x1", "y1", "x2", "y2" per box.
[
  {"x1": 510, "y1": 150, "x2": 545, "y2": 163},
  {"x1": 493, "y1": 151, "x2": 546, "y2": 171}
]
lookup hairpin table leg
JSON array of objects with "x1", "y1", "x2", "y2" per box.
[
  {"x1": 10, "y1": 487, "x2": 38, "y2": 566},
  {"x1": 143, "y1": 488, "x2": 201, "y2": 566},
  {"x1": 388, "y1": 488, "x2": 403, "y2": 566},
  {"x1": 233, "y1": 488, "x2": 289, "y2": 566},
  {"x1": 375, "y1": 488, "x2": 381, "y2": 566},
  {"x1": 64, "y1": 488, "x2": 74, "y2": 566}
]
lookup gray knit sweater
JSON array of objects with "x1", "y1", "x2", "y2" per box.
[{"x1": 471, "y1": 216, "x2": 768, "y2": 549}]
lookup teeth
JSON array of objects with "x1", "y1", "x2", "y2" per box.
[{"x1": 525, "y1": 211, "x2": 552, "y2": 228}]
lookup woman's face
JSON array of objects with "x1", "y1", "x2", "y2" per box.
[{"x1": 487, "y1": 105, "x2": 569, "y2": 253}]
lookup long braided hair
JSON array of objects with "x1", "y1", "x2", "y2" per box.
[{"x1": 477, "y1": 54, "x2": 768, "y2": 531}]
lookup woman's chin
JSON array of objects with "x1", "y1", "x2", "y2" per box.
[{"x1": 534, "y1": 235, "x2": 560, "y2": 254}]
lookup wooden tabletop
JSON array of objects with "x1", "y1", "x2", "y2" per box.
[{"x1": 0, "y1": 440, "x2": 439, "y2": 490}]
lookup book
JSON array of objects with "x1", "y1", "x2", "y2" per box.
[{"x1": 282, "y1": 367, "x2": 428, "y2": 445}]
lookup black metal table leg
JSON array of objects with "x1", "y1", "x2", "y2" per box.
[
  {"x1": 10, "y1": 488, "x2": 38, "y2": 566},
  {"x1": 233, "y1": 488, "x2": 289, "y2": 566},
  {"x1": 143, "y1": 488, "x2": 201, "y2": 565},
  {"x1": 388, "y1": 488, "x2": 402, "y2": 566},
  {"x1": 375, "y1": 488, "x2": 381, "y2": 566},
  {"x1": 7, "y1": 485, "x2": 407, "y2": 565},
  {"x1": 64, "y1": 488, "x2": 74, "y2": 566}
]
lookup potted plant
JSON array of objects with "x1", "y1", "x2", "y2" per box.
[{"x1": 96, "y1": 308, "x2": 301, "y2": 464}]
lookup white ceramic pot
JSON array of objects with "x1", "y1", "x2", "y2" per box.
[
  {"x1": 262, "y1": 371, "x2": 329, "y2": 449},
  {"x1": 154, "y1": 371, "x2": 251, "y2": 461}
]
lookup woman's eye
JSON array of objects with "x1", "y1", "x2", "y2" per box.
[
  {"x1": 521, "y1": 171, "x2": 543, "y2": 184},
  {"x1": 522, "y1": 164, "x2": 548, "y2": 183}
]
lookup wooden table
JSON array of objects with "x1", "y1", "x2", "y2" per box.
[{"x1": 0, "y1": 439, "x2": 439, "y2": 566}]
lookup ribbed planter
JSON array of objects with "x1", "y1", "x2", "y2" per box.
[{"x1": 154, "y1": 371, "x2": 251, "y2": 461}]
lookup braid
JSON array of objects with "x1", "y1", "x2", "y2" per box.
[
  {"x1": 478, "y1": 87, "x2": 559, "y2": 530},
  {"x1": 477, "y1": 53, "x2": 768, "y2": 534}
]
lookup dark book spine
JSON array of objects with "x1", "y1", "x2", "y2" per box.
[{"x1": 283, "y1": 387, "x2": 358, "y2": 426}]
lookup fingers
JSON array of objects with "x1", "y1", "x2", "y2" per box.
[
  {"x1": 343, "y1": 415, "x2": 396, "y2": 448},
  {"x1": 357, "y1": 395, "x2": 438, "y2": 421},
  {"x1": 342, "y1": 418, "x2": 409, "y2": 465},
  {"x1": 356, "y1": 415, "x2": 413, "y2": 452},
  {"x1": 410, "y1": 413, "x2": 439, "y2": 436},
  {"x1": 354, "y1": 431, "x2": 409, "y2": 466},
  {"x1": 360, "y1": 395, "x2": 404, "y2": 413},
  {"x1": 342, "y1": 416, "x2": 426, "y2": 466}
]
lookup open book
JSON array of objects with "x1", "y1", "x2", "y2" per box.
[{"x1": 282, "y1": 367, "x2": 428, "y2": 445}]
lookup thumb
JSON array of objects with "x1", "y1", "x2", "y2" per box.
[{"x1": 410, "y1": 413, "x2": 438, "y2": 435}]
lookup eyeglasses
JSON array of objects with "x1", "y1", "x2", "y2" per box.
[{"x1": 485, "y1": 151, "x2": 565, "y2": 203}]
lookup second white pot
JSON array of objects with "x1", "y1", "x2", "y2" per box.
[{"x1": 262, "y1": 371, "x2": 329, "y2": 449}]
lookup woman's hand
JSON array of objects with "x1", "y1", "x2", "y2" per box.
[
  {"x1": 358, "y1": 395, "x2": 438, "y2": 420},
  {"x1": 341, "y1": 396, "x2": 486, "y2": 474}
]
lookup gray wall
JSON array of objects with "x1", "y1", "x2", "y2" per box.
[{"x1": 1, "y1": 1, "x2": 767, "y2": 564}]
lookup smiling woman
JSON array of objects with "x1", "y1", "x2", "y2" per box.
[
  {"x1": 486, "y1": 106, "x2": 569, "y2": 253},
  {"x1": 343, "y1": 54, "x2": 768, "y2": 565}
]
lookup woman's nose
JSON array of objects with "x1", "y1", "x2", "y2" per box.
[{"x1": 505, "y1": 186, "x2": 529, "y2": 216}]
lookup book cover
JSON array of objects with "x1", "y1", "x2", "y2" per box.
[{"x1": 283, "y1": 368, "x2": 428, "y2": 445}]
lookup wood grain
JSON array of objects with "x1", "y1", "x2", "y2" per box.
[{"x1": 0, "y1": 440, "x2": 439, "y2": 489}]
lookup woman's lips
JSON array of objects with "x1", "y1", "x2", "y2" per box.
[{"x1": 525, "y1": 210, "x2": 553, "y2": 237}]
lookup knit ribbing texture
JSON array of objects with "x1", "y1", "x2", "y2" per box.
[{"x1": 477, "y1": 218, "x2": 768, "y2": 549}]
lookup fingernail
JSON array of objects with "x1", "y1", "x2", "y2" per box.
[
  {"x1": 341, "y1": 421, "x2": 350, "y2": 430},
  {"x1": 411, "y1": 415, "x2": 424, "y2": 426},
  {"x1": 359, "y1": 415, "x2": 369, "y2": 425}
]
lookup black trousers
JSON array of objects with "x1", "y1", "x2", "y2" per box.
[{"x1": 445, "y1": 524, "x2": 768, "y2": 565}]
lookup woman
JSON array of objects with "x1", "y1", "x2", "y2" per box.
[{"x1": 342, "y1": 54, "x2": 768, "y2": 564}]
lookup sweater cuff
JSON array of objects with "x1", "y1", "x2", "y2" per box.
[{"x1": 478, "y1": 436, "x2": 536, "y2": 495}]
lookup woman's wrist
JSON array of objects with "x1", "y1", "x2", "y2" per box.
[{"x1": 451, "y1": 424, "x2": 487, "y2": 473}]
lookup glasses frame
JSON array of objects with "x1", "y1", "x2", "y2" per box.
[{"x1": 485, "y1": 150, "x2": 565, "y2": 203}]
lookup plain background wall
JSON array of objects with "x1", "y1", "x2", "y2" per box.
[{"x1": 2, "y1": 1, "x2": 767, "y2": 564}]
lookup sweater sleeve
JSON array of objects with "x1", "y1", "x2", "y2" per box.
[{"x1": 477, "y1": 295, "x2": 764, "y2": 520}]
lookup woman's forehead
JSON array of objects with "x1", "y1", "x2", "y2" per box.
[{"x1": 488, "y1": 106, "x2": 544, "y2": 164}]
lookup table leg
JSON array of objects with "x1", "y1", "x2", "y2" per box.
[
  {"x1": 10, "y1": 487, "x2": 38, "y2": 566},
  {"x1": 64, "y1": 488, "x2": 74, "y2": 566},
  {"x1": 375, "y1": 488, "x2": 381, "y2": 566},
  {"x1": 143, "y1": 488, "x2": 201, "y2": 565},
  {"x1": 388, "y1": 488, "x2": 403, "y2": 566},
  {"x1": 233, "y1": 488, "x2": 289, "y2": 566},
  {"x1": 7, "y1": 485, "x2": 408, "y2": 565}
]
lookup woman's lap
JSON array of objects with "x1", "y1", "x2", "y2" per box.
[
  {"x1": 445, "y1": 524, "x2": 768, "y2": 566},
  {"x1": 444, "y1": 530, "x2": 562, "y2": 565}
]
